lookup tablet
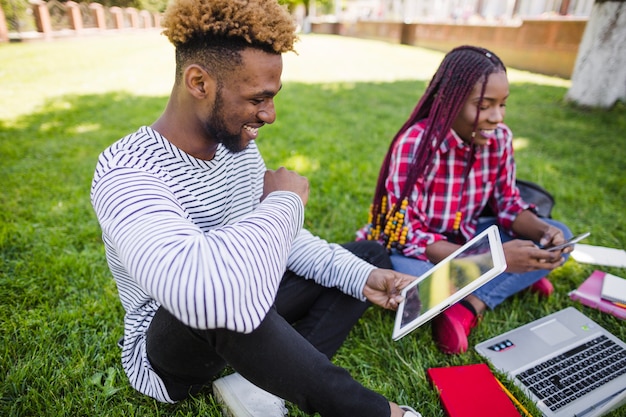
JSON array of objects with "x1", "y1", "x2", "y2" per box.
[{"x1": 392, "y1": 225, "x2": 506, "y2": 341}]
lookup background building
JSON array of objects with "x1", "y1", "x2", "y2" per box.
[{"x1": 321, "y1": 0, "x2": 593, "y2": 23}]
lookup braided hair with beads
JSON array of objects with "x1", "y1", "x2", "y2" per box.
[{"x1": 366, "y1": 45, "x2": 506, "y2": 250}]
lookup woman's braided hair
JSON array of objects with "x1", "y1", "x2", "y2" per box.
[{"x1": 366, "y1": 45, "x2": 506, "y2": 248}]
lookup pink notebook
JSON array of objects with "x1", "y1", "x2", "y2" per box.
[{"x1": 568, "y1": 270, "x2": 626, "y2": 320}]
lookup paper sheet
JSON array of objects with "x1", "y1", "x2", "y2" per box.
[{"x1": 571, "y1": 244, "x2": 626, "y2": 268}]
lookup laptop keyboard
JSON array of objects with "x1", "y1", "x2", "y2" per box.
[{"x1": 516, "y1": 335, "x2": 626, "y2": 411}]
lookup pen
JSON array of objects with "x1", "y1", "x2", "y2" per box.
[{"x1": 496, "y1": 378, "x2": 534, "y2": 417}]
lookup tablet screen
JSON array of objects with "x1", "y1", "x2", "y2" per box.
[{"x1": 393, "y1": 225, "x2": 505, "y2": 340}]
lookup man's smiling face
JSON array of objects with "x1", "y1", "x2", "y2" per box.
[{"x1": 203, "y1": 48, "x2": 283, "y2": 154}]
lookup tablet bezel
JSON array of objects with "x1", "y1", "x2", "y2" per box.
[{"x1": 392, "y1": 225, "x2": 506, "y2": 341}]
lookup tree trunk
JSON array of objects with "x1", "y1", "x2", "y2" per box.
[{"x1": 565, "y1": 0, "x2": 626, "y2": 108}]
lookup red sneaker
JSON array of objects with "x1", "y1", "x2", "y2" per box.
[
  {"x1": 432, "y1": 303, "x2": 479, "y2": 355},
  {"x1": 528, "y1": 277, "x2": 554, "y2": 297}
]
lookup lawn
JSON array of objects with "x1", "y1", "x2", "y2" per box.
[{"x1": 1, "y1": 32, "x2": 625, "y2": 417}]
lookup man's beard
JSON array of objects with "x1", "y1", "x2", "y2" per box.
[{"x1": 204, "y1": 93, "x2": 247, "y2": 154}]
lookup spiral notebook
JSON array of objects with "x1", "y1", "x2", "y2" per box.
[{"x1": 568, "y1": 270, "x2": 626, "y2": 320}]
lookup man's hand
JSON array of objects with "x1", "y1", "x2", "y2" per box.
[
  {"x1": 262, "y1": 167, "x2": 309, "y2": 206},
  {"x1": 363, "y1": 269, "x2": 417, "y2": 310}
]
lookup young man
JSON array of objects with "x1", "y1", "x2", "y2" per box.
[{"x1": 90, "y1": 0, "x2": 421, "y2": 416}]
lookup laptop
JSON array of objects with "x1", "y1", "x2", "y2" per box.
[
  {"x1": 392, "y1": 224, "x2": 506, "y2": 341},
  {"x1": 476, "y1": 307, "x2": 626, "y2": 417}
]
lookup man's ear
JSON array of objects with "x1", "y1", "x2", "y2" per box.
[{"x1": 184, "y1": 64, "x2": 216, "y2": 100}]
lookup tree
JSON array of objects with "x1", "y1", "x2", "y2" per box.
[
  {"x1": 565, "y1": 0, "x2": 626, "y2": 108},
  {"x1": 281, "y1": 0, "x2": 334, "y2": 15},
  {"x1": 280, "y1": 0, "x2": 334, "y2": 32}
]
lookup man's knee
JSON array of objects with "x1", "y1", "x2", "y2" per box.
[{"x1": 343, "y1": 240, "x2": 392, "y2": 269}]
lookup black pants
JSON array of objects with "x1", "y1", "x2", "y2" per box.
[{"x1": 146, "y1": 240, "x2": 393, "y2": 417}]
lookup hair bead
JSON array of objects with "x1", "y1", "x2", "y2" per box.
[{"x1": 367, "y1": 197, "x2": 409, "y2": 252}]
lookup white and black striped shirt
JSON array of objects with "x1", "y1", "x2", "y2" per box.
[{"x1": 90, "y1": 126, "x2": 375, "y2": 402}]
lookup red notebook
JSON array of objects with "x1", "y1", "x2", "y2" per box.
[
  {"x1": 568, "y1": 270, "x2": 626, "y2": 320},
  {"x1": 427, "y1": 364, "x2": 521, "y2": 417}
]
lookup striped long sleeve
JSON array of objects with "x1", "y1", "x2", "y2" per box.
[{"x1": 90, "y1": 126, "x2": 373, "y2": 402}]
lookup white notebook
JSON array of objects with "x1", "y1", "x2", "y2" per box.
[{"x1": 600, "y1": 273, "x2": 626, "y2": 305}]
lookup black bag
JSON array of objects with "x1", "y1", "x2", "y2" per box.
[
  {"x1": 517, "y1": 179, "x2": 554, "y2": 218},
  {"x1": 480, "y1": 179, "x2": 555, "y2": 219}
]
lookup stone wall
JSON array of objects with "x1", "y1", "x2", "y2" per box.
[
  {"x1": 312, "y1": 18, "x2": 587, "y2": 79},
  {"x1": 0, "y1": 5, "x2": 8, "y2": 42},
  {"x1": 1, "y1": 0, "x2": 160, "y2": 42}
]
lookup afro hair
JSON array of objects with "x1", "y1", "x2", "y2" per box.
[{"x1": 161, "y1": 0, "x2": 298, "y2": 54}]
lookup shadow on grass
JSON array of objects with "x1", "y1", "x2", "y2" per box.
[{"x1": 1, "y1": 81, "x2": 625, "y2": 417}]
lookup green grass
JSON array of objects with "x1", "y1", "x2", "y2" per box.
[{"x1": 1, "y1": 33, "x2": 625, "y2": 417}]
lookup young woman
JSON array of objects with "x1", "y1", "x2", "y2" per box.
[{"x1": 357, "y1": 45, "x2": 573, "y2": 355}]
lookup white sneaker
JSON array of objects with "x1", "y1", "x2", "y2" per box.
[
  {"x1": 400, "y1": 405, "x2": 423, "y2": 417},
  {"x1": 212, "y1": 373, "x2": 288, "y2": 417}
]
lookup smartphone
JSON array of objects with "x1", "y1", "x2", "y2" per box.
[{"x1": 546, "y1": 232, "x2": 590, "y2": 252}]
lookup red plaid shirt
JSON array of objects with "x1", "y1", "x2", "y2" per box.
[{"x1": 358, "y1": 120, "x2": 531, "y2": 260}]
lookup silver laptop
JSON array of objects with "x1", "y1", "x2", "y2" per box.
[
  {"x1": 392, "y1": 225, "x2": 506, "y2": 340},
  {"x1": 476, "y1": 307, "x2": 626, "y2": 417}
]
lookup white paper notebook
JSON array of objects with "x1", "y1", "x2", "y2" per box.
[
  {"x1": 571, "y1": 244, "x2": 626, "y2": 268},
  {"x1": 600, "y1": 273, "x2": 626, "y2": 305}
]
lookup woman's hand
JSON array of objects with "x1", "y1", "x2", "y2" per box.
[
  {"x1": 538, "y1": 225, "x2": 572, "y2": 253},
  {"x1": 502, "y1": 239, "x2": 564, "y2": 273}
]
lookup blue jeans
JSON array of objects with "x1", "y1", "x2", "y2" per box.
[
  {"x1": 145, "y1": 241, "x2": 391, "y2": 417},
  {"x1": 390, "y1": 218, "x2": 572, "y2": 309}
]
